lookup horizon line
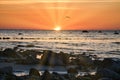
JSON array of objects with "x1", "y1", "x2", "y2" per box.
[{"x1": 0, "y1": 28, "x2": 119, "y2": 31}]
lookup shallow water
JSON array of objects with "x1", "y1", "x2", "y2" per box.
[{"x1": 0, "y1": 30, "x2": 120, "y2": 58}]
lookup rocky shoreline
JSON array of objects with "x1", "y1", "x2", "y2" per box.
[{"x1": 0, "y1": 47, "x2": 120, "y2": 80}]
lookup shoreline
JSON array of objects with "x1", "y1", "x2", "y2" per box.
[{"x1": 0, "y1": 62, "x2": 96, "y2": 77}]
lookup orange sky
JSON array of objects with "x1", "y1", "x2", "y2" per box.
[{"x1": 0, "y1": 0, "x2": 120, "y2": 30}]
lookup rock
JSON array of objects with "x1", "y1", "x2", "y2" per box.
[
  {"x1": 3, "y1": 48, "x2": 17, "y2": 57},
  {"x1": 96, "y1": 68, "x2": 120, "y2": 80},
  {"x1": 0, "y1": 66, "x2": 19, "y2": 80},
  {"x1": 52, "y1": 72, "x2": 66, "y2": 80},
  {"x1": 114, "y1": 31, "x2": 119, "y2": 35},
  {"x1": 4, "y1": 74, "x2": 17, "y2": 80},
  {"x1": 0, "y1": 66, "x2": 13, "y2": 74},
  {"x1": 98, "y1": 77, "x2": 112, "y2": 80},
  {"x1": 67, "y1": 68, "x2": 78, "y2": 74},
  {"x1": 79, "y1": 77, "x2": 92, "y2": 80},
  {"x1": 82, "y1": 30, "x2": 89, "y2": 33},
  {"x1": 29, "y1": 68, "x2": 40, "y2": 77},
  {"x1": 41, "y1": 70, "x2": 51, "y2": 80},
  {"x1": 99, "y1": 58, "x2": 120, "y2": 74},
  {"x1": 40, "y1": 50, "x2": 66, "y2": 66}
]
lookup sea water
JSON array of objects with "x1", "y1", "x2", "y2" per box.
[{"x1": 0, "y1": 30, "x2": 120, "y2": 58}]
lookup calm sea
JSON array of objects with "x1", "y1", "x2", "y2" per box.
[{"x1": 0, "y1": 29, "x2": 120, "y2": 58}]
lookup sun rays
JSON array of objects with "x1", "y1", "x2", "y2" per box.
[{"x1": 0, "y1": 0, "x2": 120, "y2": 30}]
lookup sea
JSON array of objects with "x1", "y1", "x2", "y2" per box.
[
  {"x1": 0, "y1": 29, "x2": 120, "y2": 59},
  {"x1": 0, "y1": 29, "x2": 120, "y2": 76}
]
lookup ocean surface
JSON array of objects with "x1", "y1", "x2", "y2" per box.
[{"x1": 0, "y1": 30, "x2": 120, "y2": 59}]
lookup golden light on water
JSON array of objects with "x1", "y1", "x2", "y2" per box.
[{"x1": 54, "y1": 26, "x2": 61, "y2": 31}]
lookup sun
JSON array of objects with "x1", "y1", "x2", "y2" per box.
[{"x1": 54, "y1": 26, "x2": 61, "y2": 31}]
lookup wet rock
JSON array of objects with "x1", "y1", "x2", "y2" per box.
[
  {"x1": 0, "y1": 66, "x2": 13, "y2": 74},
  {"x1": 3, "y1": 37, "x2": 10, "y2": 40},
  {"x1": 29, "y1": 68, "x2": 40, "y2": 77},
  {"x1": 41, "y1": 70, "x2": 51, "y2": 80},
  {"x1": 3, "y1": 48, "x2": 17, "y2": 57},
  {"x1": 18, "y1": 33, "x2": 22, "y2": 35},
  {"x1": 82, "y1": 30, "x2": 89, "y2": 33},
  {"x1": 0, "y1": 66, "x2": 20, "y2": 80},
  {"x1": 67, "y1": 68, "x2": 78, "y2": 74},
  {"x1": 114, "y1": 31, "x2": 119, "y2": 34},
  {"x1": 96, "y1": 68, "x2": 120, "y2": 80},
  {"x1": 40, "y1": 50, "x2": 67, "y2": 66},
  {"x1": 98, "y1": 31, "x2": 102, "y2": 33},
  {"x1": 98, "y1": 77, "x2": 112, "y2": 80},
  {"x1": 99, "y1": 58, "x2": 120, "y2": 74},
  {"x1": 52, "y1": 72, "x2": 66, "y2": 80}
]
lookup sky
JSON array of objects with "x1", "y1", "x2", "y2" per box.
[{"x1": 0, "y1": 0, "x2": 120, "y2": 30}]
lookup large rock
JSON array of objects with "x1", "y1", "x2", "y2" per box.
[
  {"x1": 96, "y1": 68, "x2": 120, "y2": 80},
  {"x1": 0, "y1": 66, "x2": 13, "y2": 74},
  {"x1": 99, "y1": 58, "x2": 120, "y2": 74},
  {"x1": 40, "y1": 50, "x2": 66, "y2": 66},
  {"x1": 3, "y1": 48, "x2": 17, "y2": 57},
  {"x1": 29, "y1": 68, "x2": 40, "y2": 77}
]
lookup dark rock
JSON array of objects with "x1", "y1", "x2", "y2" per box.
[
  {"x1": 98, "y1": 58, "x2": 120, "y2": 74},
  {"x1": 98, "y1": 77, "x2": 112, "y2": 80},
  {"x1": 112, "y1": 42, "x2": 120, "y2": 45},
  {"x1": 67, "y1": 68, "x2": 78, "y2": 74},
  {"x1": 114, "y1": 31, "x2": 119, "y2": 34},
  {"x1": 52, "y1": 72, "x2": 66, "y2": 80},
  {"x1": 18, "y1": 33, "x2": 22, "y2": 35},
  {"x1": 3, "y1": 48, "x2": 17, "y2": 57},
  {"x1": 0, "y1": 66, "x2": 13, "y2": 74},
  {"x1": 96, "y1": 68, "x2": 120, "y2": 80},
  {"x1": 82, "y1": 30, "x2": 89, "y2": 33},
  {"x1": 98, "y1": 31, "x2": 102, "y2": 33},
  {"x1": 3, "y1": 37, "x2": 10, "y2": 40},
  {"x1": 4, "y1": 74, "x2": 17, "y2": 80},
  {"x1": 40, "y1": 50, "x2": 68, "y2": 66},
  {"x1": 29, "y1": 68, "x2": 40, "y2": 77},
  {"x1": 41, "y1": 70, "x2": 51, "y2": 80}
]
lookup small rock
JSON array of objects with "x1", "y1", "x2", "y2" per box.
[
  {"x1": 29, "y1": 68, "x2": 40, "y2": 77},
  {"x1": 41, "y1": 70, "x2": 51, "y2": 80},
  {"x1": 67, "y1": 68, "x2": 78, "y2": 74}
]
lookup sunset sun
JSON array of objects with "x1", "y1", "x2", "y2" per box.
[{"x1": 54, "y1": 26, "x2": 61, "y2": 31}]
